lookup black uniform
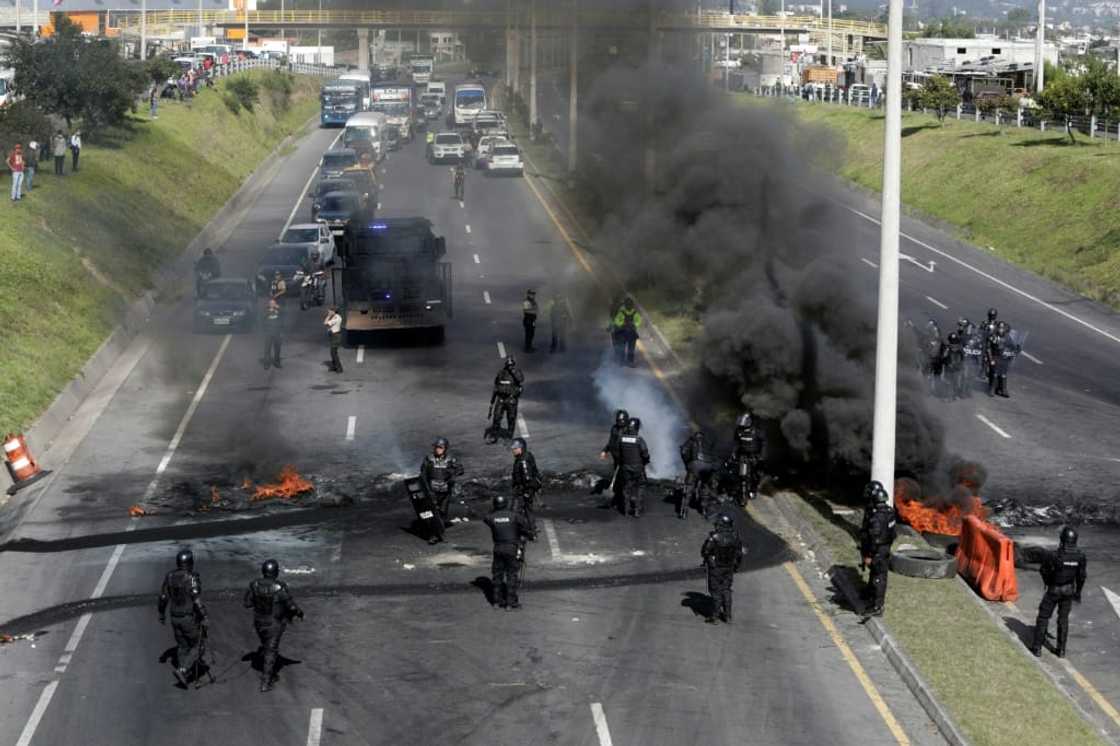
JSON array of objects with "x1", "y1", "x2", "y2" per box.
[
  {"x1": 702, "y1": 525, "x2": 745, "y2": 622},
  {"x1": 987, "y1": 328, "x2": 1018, "y2": 398},
  {"x1": 262, "y1": 304, "x2": 283, "y2": 369},
  {"x1": 942, "y1": 335, "x2": 966, "y2": 399},
  {"x1": 420, "y1": 452, "x2": 465, "y2": 522},
  {"x1": 613, "y1": 430, "x2": 650, "y2": 517},
  {"x1": 485, "y1": 506, "x2": 534, "y2": 608},
  {"x1": 488, "y1": 365, "x2": 524, "y2": 442},
  {"x1": 522, "y1": 294, "x2": 539, "y2": 352},
  {"x1": 243, "y1": 578, "x2": 302, "y2": 688},
  {"x1": 729, "y1": 428, "x2": 765, "y2": 505},
  {"x1": 860, "y1": 502, "x2": 897, "y2": 614},
  {"x1": 979, "y1": 318, "x2": 999, "y2": 377},
  {"x1": 158, "y1": 568, "x2": 207, "y2": 676},
  {"x1": 679, "y1": 434, "x2": 717, "y2": 518},
  {"x1": 511, "y1": 450, "x2": 543, "y2": 528},
  {"x1": 1031, "y1": 547, "x2": 1087, "y2": 657},
  {"x1": 602, "y1": 422, "x2": 627, "y2": 509}
]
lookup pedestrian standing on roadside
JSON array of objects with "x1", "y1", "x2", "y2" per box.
[
  {"x1": 150, "y1": 85, "x2": 160, "y2": 119},
  {"x1": 324, "y1": 306, "x2": 343, "y2": 374},
  {"x1": 24, "y1": 141, "x2": 38, "y2": 192},
  {"x1": 7, "y1": 144, "x2": 24, "y2": 202},
  {"x1": 69, "y1": 131, "x2": 82, "y2": 172},
  {"x1": 51, "y1": 131, "x2": 66, "y2": 176}
]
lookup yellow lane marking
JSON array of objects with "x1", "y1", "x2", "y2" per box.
[{"x1": 785, "y1": 562, "x2": 912, "y2": 746}]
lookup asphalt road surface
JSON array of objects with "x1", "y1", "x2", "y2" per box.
[{"x1": 0, "y1": 93, "x2": 948, "y2": 745}]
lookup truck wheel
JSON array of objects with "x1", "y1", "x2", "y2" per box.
[{"x1": 889, "y1": 549, "x2": 957, "y2": 579}]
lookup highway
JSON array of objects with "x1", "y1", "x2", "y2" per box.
[{"x1": 0, "y1": 88, "x2": 945, "y2": 745}]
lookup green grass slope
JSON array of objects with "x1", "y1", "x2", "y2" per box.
[{"x1": 0, "y1": 72, "x2": 320, "y2": 434}]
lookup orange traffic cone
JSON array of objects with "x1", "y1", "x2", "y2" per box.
[{"x1": 4, "y1": 433, "x2": 50, "y2": 495}]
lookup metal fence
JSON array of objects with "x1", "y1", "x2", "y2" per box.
[
  {"x1": 745, "y1": 83, "x2": 1120, "y2": 141},
  {"x1": 206, "y1": 57, "x2": 335, "y2": 78}
]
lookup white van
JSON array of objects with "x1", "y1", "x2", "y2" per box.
[
  {"x1": 343, "y1": 111, "x2": 388, "y2": 162},
  {"x1": 426, "y1": 80, "x2": 446, "y2": 105}
]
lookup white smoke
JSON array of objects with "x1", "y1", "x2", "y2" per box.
[{"x1": 591, "y1": 350, "x2": 687, "y2": 479}]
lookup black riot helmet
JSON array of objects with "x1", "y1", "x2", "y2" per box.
[
  {"x1": 615, "y1": 409, "x2": 629, "y2": 426},
  {"x1": 715, "y1": 512, "x2": 734, "y2": 529},
  {"x1": 948, "y1": 331, "x2": 960, "y2": 344},
  {"x1": 493, "y1": 495, "x2": 508, "y2": 510},
  {"x1": 176, "y1": 549, "x2": 194, "y2": 570},
  {"x1": 203, "y1": 247, "x2": 213, "y2": 256},
  {"x1": 505, "y1": 355, "x2": 517, "y2": 370},
  {"x1": 987, "y1": 307, "x2": 998, "y2": 322},
  {"x1": 863, "y1": 480, "x2": 889, "y2": 504},
  {"x1": 957, "y1": 317, "x2": 970, "y2": 330},
  {"x1": 511, "y1": 437, "x2": 527, "y2": 453},
  {"x1": 627, "y1": 417, "x2": 641, "y2": 433},
  {"x1": 433, "y1": 436, "x2": 449, "y2": 451},
  {"x1": 1059, "y1": 526, "x2": 1078, "y2": 549},
  {"x1": 996, "y1": 321, "x2": 1009, "y2": 335},
  {"x1": 692, "y1": 430, "x2": 707, "y2": 443},
  {"x1": 736, "y1": 411, "x2": 753, "y2": 430},
  {"x1": 261, "y1": 559, "x2": 280, "y2": 579},
  {"x1": 623, "y1": 296, "x2": 635, "y2": 310}
]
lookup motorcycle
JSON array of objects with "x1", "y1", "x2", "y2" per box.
[{"x1": 295, "y1": 269, "x2": 326, "y2": 310}]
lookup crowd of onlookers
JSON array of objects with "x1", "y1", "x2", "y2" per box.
[{"x1": 6, "y1": 129, "x2": 83, "y2": 203}]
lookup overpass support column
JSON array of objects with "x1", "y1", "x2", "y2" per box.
[
  {"x1": 568, "y1": 0, "x2": 579, "y2": 174},
  {"x1": 530, "y1": 0, "x2": 538, "y2": 136},
  {"x1": 357, "y1": 29, "x2": 370, "y2": 73}
]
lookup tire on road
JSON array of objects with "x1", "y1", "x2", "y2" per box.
[{"x1": 889, "y1": 548, "x2": 957, "y2": 579}]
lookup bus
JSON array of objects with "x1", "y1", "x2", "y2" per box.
[
  {"x1": 410, "y1": 56, "x2": 434, "y2": 85},
  {"x1": 451, "y1": 83, "x2": 487, "y2": 128},
  {"x1": 338, "y1": 72, "x2": 372, "y2": 111},
  {"x1": 320, "y1": 83, "x2": 361, "y2": 127},
  {"x1": 371, "y1": 84, "x2": 415, "y2": 142}
]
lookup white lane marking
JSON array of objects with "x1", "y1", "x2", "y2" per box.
[
  {"x1": 473, "y1": 253, "x2": 480, "y2": 264},
  {"x1": 378, "y1": 201, "x2": 383, "y2": 210},
  {"x1": 151, "y1": 335, "x2": 232, "y2": 482},
  {"x1": 517, "y1": 415, "x2": 530, "y2": 439},
  {"x1": 860, "y1": 257, "x2": 878, "y2": 269},
  {"x1": 356, "y1": 345, "x2": 365, "y2": 364},
  {"x1": 91, "y1": 542, "x2": 127, "y2": 598},
  {"x1": 460, "y1": 200, "x2": 466, "y2": 209},
  {"x1": 1021, "y1": 351, "x2": 1044, "y2": 365},
  {"x1": 15, "y1": 681, "x2": 59, "y2": 746},
  {"x1": 1103, "y1": 586, "x2": 1120, "y2": 622},
  {"x1": 280, "y1": 131, "x2": 342, "y2": 237},
  {"x1": 483, "y1": 291, "x2": 492, "y2": 304},
  {"x1": 976, "y1": 413, "x2": 1012, "y2": 439},
  {"x1": 465, "y1": 224, "x2": 472, "y2": 234},
  {"x1": 64, "y1": 614, "x2": 92, "y2": 654},
  {"x1": 542, "y1": 519, "x2": 561, "y2": 559},
  {"x1": 346, "y1": 416, "x2": 356, "y2": 441},
  {"x1": 925, "y1": 295, "x2": 949, "y2": 310},
  {"x1": 902, "y1": 253, "x2": 936, "y2": 273},
  {"x1": 306, "y1": 708, "x2": 324, "y2": 746},
  {"x1": 590, "y1": 703, "x2": 614, "y2": 746},
  {"x1": 497, "y1": 341, "x2": 506, "y2": 358},
  {"x1": 844, "y1": 205, "x2": 1120, "y2": 347}
]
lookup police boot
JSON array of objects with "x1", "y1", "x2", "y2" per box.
[
  {"x1": 997, "y1": 376, "x2": 1009, "y2": 398},
  {"x1": 987, "y1": 375, "x2": 996, "y2": 397},
  {"x1": 260, "y1": 676, "x2": 274, "y2": 693},
  {"x1": 173, "y1": 665, "x2": 190, "y2": 687},
  {"x1": 1056, "y1": 627, "x2": 1068, "y2": 658}
]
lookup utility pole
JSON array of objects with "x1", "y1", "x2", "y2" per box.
[
  {"x1": 530, "y1": 0, "x2": 538, "y2": 136},
  {"x1": 568, "y1": 0, "x2": 579, "y2": 173},
  {"x1": 1034, "y1": 0, "x2": 1046, "y2": 93},
  {"x1": 827, "y1": 0, "x2": 833, "y2": 66},
  {"x1": 140, "y1": 0, "x2": 147, "y2": 60},
  {"x1": 243, "y1": 0, "x2": 249, "y2": 51},
  {"x1": 871, "y1": 0, "x2": 903, "y2": 502},
  {"x1": 198, "y1": 0, "x2": 204, "y2": 42}
]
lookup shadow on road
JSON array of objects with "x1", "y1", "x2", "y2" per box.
[{"x1": 681, "y1": 591, "x2": 713, "y2": 620}]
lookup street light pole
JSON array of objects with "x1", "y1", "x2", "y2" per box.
[
  {"x1": 568, "y1": 0, "x2": 579, "y2": 174},
  {"x1": 827, "y1": 0, "x2": 833, "y2": 66},
  {"x1": 1034, "y1": 0, "x2": 1046, "y2": 93},
  {"x1": 317, "y1": 0, "x2": 322, "y2": 65},
  {"x1": 242, "y1": 0, "x2": 248, "y2": 51},
  {"x1": 871, "y1": 0, "x2": 903, "y2": 502},
  {"x1": 140, "y1": 0, "x2": 147, "y2": 60},
  {"x1": 530, "y1": 0, "x2": 537, "y2": 135}
]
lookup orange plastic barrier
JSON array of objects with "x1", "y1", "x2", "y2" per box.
[{"x1": 956, "y1": 515, "x2": 1019, "y2": 602}]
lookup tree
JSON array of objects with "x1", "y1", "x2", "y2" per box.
[
  {"x1": 917, "y1": 75, "x2": 960, "y2": 122},
  {"x1": 144, "y1": 57, "x2": 181, "y2": 87},
  {"x1": 7, "y1": 14, "x2": 146, "y2": 130},
  {"x1": 1038, "y1": 74, "x2": 1090, "y2": 143},
  {"x1": 1038, "y1": 56, "x2": 1120, "y2": 142},
  {"x1": 1004, "y1": 8, "x2": 1031, "y2": 38},
  {"x1": 920, "y1": 17, "x2": 977, "y2": 39}
]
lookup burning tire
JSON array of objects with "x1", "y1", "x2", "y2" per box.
[{"x1": 890, "y1": 549, "x2": 957, "y2": 579}]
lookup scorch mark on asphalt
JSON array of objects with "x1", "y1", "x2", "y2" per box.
[{"x1": 976, "y1": 413, "x2": 1012, "y2": 439}]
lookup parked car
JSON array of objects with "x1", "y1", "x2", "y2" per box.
[
  {"x1": 320, "y1": 148, "x2": 359, "y2": 179},
  {"x1": 314, "y1": 190, "x2": 364, "y2": 237},
  {"x1": 487, "y1": 143, "x2": 524, "y2": 176},
  {"x1": 279, "y1": 223, "x2": 337, "y2": 265},
  {"x1": 474, "y1": 135, "x2": 509, "y2": 169},
  {"x1": 194, "y1": 278, "x2": 257, "y2": 333}
]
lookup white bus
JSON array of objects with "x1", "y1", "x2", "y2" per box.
[{"x1": 452, "y1": 83, "x2": 486, "y2": 127}]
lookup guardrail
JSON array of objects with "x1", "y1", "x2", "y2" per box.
[
  {"x1": 746, "y1": 83, "x2": 1120, "y2": 141},
  {"x1": 202, "y1": 57, "x2": 335, "y2": 78}
]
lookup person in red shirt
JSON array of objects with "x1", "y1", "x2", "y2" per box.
[{"x1": 7, "y1": 143, "x2": 25, "y2": 202}]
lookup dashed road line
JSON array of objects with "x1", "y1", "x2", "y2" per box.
[
  {"x1": 465, "y1": 224, "x2": 472, "y2": 234},
  {"x1": 483, "y1": 291, "x2": 492, "y2": 304},
  {"x1": 976, "y1": 413, "x2": 1012, "y2": 439},
  {"x1": 306, "y1": 708, "x2": 324, "y2": 746},
  {"x1": 460, "y1": 200, "x2": 466, "y2": 209},
  {"x1": 860, "y1": 257, "x2": 878, "y2": 269},
  {"x1": 346, "y1": 416, "x2": 356, "y2": 441},
  {"x1": 15, "y1": 681, "x2": 59, "y2": 746},
  {"x1": 473, "y1": 253, "x2": 480, "y2": 264},
  {"x1": 356, "y1": 345, "x2": 365, "y2": 364},
  {"x1": 517, "y1": 415, "x2": 530, "y2": 439},
  {"x1": 497, "y1": 341, "x2": 506, "y2": 358},
  {"x1": 542, "y1": 519, "x2": 561, "y2": 559},
  {"x1": 925, "y1": 295, "x2": 949, "y2": 310},
  {"x1": 590, "y1": 703, "x2": 614, "y2": 746},
  {"x1": 1021, "y1": 351, "x2": 1044, "y2": 365}
]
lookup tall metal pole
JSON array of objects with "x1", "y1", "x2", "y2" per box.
[
  {"x1": 198, "y1": 0, "x2": 204, "y2": 41},
  {"x1": 243, "y1": 0, "x2": 249, "y2": 51},
  {"x1": 871, "y1": 0, "x2": 903, "y2": 502},
  {"x1": 140, "y1": 0, "x2": 147, "y2": 60},
  {"x1": 15, "y1": 0, "x2": 20, "y2": 34},
  {"x1": 779, "y1": 0, "x2": 785, "y2": 57},
  {"x1": 505, "y1": 0, "x2": 512, "y2": 88},
  {"x1": 32, "y1": 0, "x2": 37, "y2": 35},
  {"x1": 316, "y1": 0, "x2": 322, "y2": 65},
  {"x1": 827, "y1": 0, "x2": 833, "y2": 66},
  {"x1": 1034, "y1": 0, "x2": 1045, "y2": 93},
  {"x1": 568, "y1": 0, "x2": 579, "y2": 174},
  {"x1": 530, "y1": 0, "x2": 538, "y2": 133}
]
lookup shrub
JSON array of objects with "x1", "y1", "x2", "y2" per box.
[
  {"x1": 222, "y1": 91, "x2": 242, "y2": 115},
  {"x1": 225, "y1": 76, "x2": 259, "y2": 113},
  {"x1": 260, "y1": 70, "x2": 294, "y2": 112},
  {"x1": 0, "y1": 101, "x2": 54, "y2": 161}
]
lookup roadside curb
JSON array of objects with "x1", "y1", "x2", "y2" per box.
[
  {"x1": 0, "y1": 111, "x2": 320, "y2": 517},
  {"x1": 769, "y1": 491, "x2": 972, "y2": 746}
]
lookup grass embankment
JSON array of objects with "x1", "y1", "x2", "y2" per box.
[
  {"x1": 785, "y1": 102, "x2": 1120, "y2": 309},
  {"x1": 0, "y1": 72, "x2": 320, "y2": 434},
  {"x1": 791, "y1": 494, "x2": 1104, "y2": 746}
]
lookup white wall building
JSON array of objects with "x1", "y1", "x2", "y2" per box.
[{"x1": 901, "y1": 37, "x2": 1058, "y2": 72}]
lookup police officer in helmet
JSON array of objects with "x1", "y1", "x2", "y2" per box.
[
  {"x1": 701, "y1": 513, "x2": 745, "y2": 623},
  {"x1": 859, "y1": 481, "x2": 897, "y2": 617},
  {"x1": 727, "y1": 411, "x2": 765, "y2": 506},
  {"x1": 484, "y1": 495, "x2": 535, "y2": 609},
  {"x1": 679, "y1": 430, "x2": 717, "y2": 519},
  {"x1": 158, "y1": 548, "x2": 208, "y2": 686},
  {"x1": 420, "y1": 437, "x2": 465, "y2": 544},
  {"x1": 598, "y1": 409, "x2": 629, "y2": 508},
  {"x1": 1031, "y1": 526, "x2": 1087, "y2": 658},
  {"x1": 511, "y1": 437, "x2": 542, "y2": 531},
  {"x1": 487, "y1": 356, "x2": 525, "y2": 444},
  {"x1": 243, "y1": 559, "x2": 304, "y2": 692},
  {"x1": 612, "y1": 417, "x2": 650, "y2": 517}
]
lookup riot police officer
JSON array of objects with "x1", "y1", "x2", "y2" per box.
[
  {"x1": 988, "y1": 320, "x2": 1019, "y2": 398},
  {"x1": 679, "y1": 431, "x2": 717, "y2": 519},
  {"x1": 859, "y1": 481, "x2": 897, "y2": 618},
  {"x1": 484, "y1": 495, "x2": 535, "y2": 609},
  {"x1": 613, "y1": 417, "x2": 650, "y2": 517},
  {"x1": 727, "y1": 412, "x2": 765, "y2": 506},
  {"x1": 979, "y1": 307, "x2": 999, "y2": 378},
  {"x1": 243, "y1": 559, "x2": 304, "y2": 692},
  {"x1": 420, "y1": 437, "x2": 465, "y2": 544},
  {"x1": 1031, "y1": 526, "x2": 1087, "y2": 658},
  {"x1": 158, "y1": 548, "x2": 208, "y2": 686},
  {"x1": 511, "y1": 437, "x2": 542, "y2": 530},
  {"x1": 942, "y1": 331, "x2": 967, "y2": 400},
  {"x1": 522, "y1": 289, "x2": 539, "y2": 353},
  {"x1": 701, "y1": 513, "x2": 745, "y2": 623},
  {"x1": 487, "y1": 356, "x2": 525, "y2": 443},
  {"x1": 599, "y1": 409, "x2": 629, "y2": 510}
]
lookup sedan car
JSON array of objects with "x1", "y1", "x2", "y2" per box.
[
  {"x1": 279, "y1": 223, "x2": 336, "y2": 265},
  {"x1": 487, "y1": 143, "x2": 524, "y2": 176},
  {"x1": 428, "y1": 132, "x2": 466, "y2": 164},
  {"x1": 310, "y1": 177, "x2": 356, "y2": 220},
  {"x1": 474, "y1": 135, "x2": 508, "y2": 169},
  {"x1": 194, "y1": 278, "x2": 257, "y2": 333},
  {"x1": 255, "y1": 244, "x2": 310, "y2": 297},
  {"x1": 320, "y1": 148, "x2": 359, "y2": 179},
  {"x1": 315, "y1": 190, "x2": 363, "y2": 237}
]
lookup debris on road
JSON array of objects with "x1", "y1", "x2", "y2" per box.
[{"x1": 128, "y1": 505, "x2": 146, "y2": 517}]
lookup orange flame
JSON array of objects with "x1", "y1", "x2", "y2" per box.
[
  {"x1": 128, "y1": 505, "x2": 146, "y2": 517},
  {"x1": 894, "y1": 479, "x2": 987, "y2": 536},
  {"x1": 244, "y1": 465, "x2": 313, "y2": 502}
]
